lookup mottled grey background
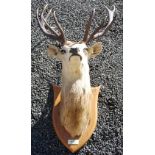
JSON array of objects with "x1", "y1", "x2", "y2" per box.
[{"x1": 31, "y1": 0, "x2": 123, "y2": 154}]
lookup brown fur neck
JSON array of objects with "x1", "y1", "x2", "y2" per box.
[{"x1": 60, "y1": 81, "x2": 92, "y2": 138}]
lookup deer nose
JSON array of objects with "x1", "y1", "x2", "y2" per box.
[{"x1": 70, "y1": 48, "x2": 78, "y2": 54}]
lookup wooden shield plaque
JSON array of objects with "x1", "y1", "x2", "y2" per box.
[{"x1": 52, "y1": 85, "x2": 100, "y2": 153}]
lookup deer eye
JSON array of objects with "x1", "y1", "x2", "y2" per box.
[
  {"x1": 84, "y1": 48, "x2": 88, "y2": 53},
  {"x1": 60, "y1": 49, "x2": 66, "y2": 54}
]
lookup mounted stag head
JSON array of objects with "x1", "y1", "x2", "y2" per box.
[{"x1": 37, "y1": 4, "x2": 115, "y2": 138}]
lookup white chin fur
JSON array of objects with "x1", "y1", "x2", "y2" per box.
[{"x1": 70, "y1": 56, "x2": 81, "y2": 65}]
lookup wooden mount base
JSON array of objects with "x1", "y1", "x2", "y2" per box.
[{"x1": 52, "y1": 85, "x2": 100, "y2": 153}]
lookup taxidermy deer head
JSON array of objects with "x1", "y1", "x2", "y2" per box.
[{"x1": 37, "y1": 4, "x2": 115, "y2": 138}]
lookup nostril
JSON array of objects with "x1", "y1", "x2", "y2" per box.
[{"x1": 70, "y1": 48, "x2": 78, "y2": 54}]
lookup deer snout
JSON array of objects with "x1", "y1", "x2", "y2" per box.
[
  {"x1": 70, "y1": 48, "x2": 78, "y2": 54},
  {"x1": 69, "y1": 48, "x2": 82, "y2": 61}
]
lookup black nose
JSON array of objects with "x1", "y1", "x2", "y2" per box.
[{"x1": 70, "y1": 48, "x2": 78, "y2": 54}]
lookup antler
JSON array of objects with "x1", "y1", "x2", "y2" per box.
[
  {"x1": 82, "y1": 5, "x2": 115, "y2": 44},
  {"x1": 37, "y1": 4, "x2": 66, "y2": 44}
]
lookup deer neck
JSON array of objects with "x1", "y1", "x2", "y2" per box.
[{"x1": 61, "y1": 62, "x2": 91, "y2": 93}]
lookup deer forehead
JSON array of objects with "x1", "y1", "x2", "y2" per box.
[{"x1": 63, "y1": 42, "x2": 87, "y2": 52}]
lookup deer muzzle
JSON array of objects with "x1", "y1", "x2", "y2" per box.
[{"x1": 69, "y1": 48, "x2": 82, "y2": 61}]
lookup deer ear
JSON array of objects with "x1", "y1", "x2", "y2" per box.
[
  {"x1": 47, "y1": 45, "x2": 62, "y2": 59},
  {"x1": 87, "y1": 42, "x2": 103, "y2": 58}
]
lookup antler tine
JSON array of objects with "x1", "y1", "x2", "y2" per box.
[
  {"x1": 37, "y1": 5, "x2": 59, "y2": 37},
  {"x1": 37, "y1": 4, "x2": 66, "y2": 44},
  {"x1": 83, "y1": 5, "x2": 115, "y2": 44},
  {"x1": 82, "y1": 9, "x2": 95, "y2": 43},
  {"x1": 41, "y1": 4, "x2": 48, "y2": 20},
  {"x1": 53, "y1": 11, "x2": 65, "y2": 43},
  {"x1": 45, "y1": 8, "x2": 52, "y2": 20},
  {"x1": 41, "y1": 12, "x2": 59, "y2": 36},
  {"x1": 37, "y1": 7, "x2": 51, "y2": 36}
]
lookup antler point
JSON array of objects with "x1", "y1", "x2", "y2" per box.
[{"x1": 112, "y1": 5, "x2": 116, "y2": 12}]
